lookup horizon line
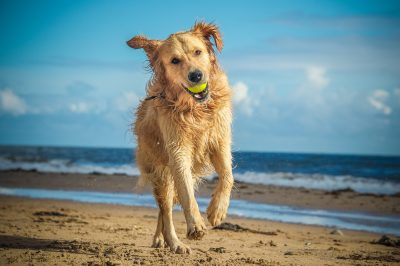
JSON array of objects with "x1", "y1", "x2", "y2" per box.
[{"x1": 0, "y1": 143, "x2": 399, "y2": 158}]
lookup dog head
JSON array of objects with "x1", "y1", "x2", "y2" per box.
[{"x1": 127, "y1": 22, "x2": 223, "y2": 103}]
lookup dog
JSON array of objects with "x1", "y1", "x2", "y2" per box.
[{"x1": 127, "y1": 22, "x2": 234, "y2": 254}]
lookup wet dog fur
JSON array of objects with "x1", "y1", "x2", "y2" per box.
[{"x1": 127, "y1": 22, "x2": 234, "y2": 254}]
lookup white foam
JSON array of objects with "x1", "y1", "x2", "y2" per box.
[
  {"x1": 0, "y1": 158, "x2": 140, "y2": 176},
  {"x1": 234, "y1": 171, "x2": 400, "y2": 195}
]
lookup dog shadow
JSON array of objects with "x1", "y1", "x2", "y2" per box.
[{"x1": 0, "y1": 234, "x2": 99, "y2": 255}]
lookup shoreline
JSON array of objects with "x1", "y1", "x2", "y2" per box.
[
  {"x1": 2, "y1": 187, "x2": 399, "y2": 236},
  {"x1": 0, "y1": 170, "x2": 399, "y2": 216}
]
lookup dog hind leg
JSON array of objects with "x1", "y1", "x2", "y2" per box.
[
  {"x1": 153, "y1": 169, "x2": 192, "y2": 254},
  {"x1": 151, "y1": 211, "x2": 165, "y2": 248}
]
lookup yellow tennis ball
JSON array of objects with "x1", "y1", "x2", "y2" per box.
[{"x1": 187, "y1": 82, "x2": 207, "y2": 93}]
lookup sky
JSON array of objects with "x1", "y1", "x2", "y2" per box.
[{"x1": 0, "y1": 0, "x2": 399, "y2": 155}]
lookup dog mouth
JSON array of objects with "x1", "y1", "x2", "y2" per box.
[{"x1": 183, "y1": 83, "x2": 209, "y2": 103}]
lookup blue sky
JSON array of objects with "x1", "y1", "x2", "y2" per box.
[{"x1": 0, "y1": 0, "x2": 399, "y2": 155}]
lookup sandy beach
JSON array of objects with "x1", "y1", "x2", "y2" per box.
[{"x1": 0, "y1": 170, "x2": 399, "y2": 265}]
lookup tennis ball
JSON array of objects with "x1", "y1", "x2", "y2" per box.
[{"x1": 187, "y1": 82, "x2": 207, "y2": 94}]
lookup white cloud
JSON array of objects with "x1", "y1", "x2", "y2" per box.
[
  {"x1": 306, "y1": 66, "x2": 329, "y2": 88},
  {"x1": 114, "y1": 91, "x2": 139, "y2": 112},
  {"x1": 288, "y1": 67, "x2": 331, "y2": 115},
  {"x1": 0, "y1": 89, "x2": 28, "y2": 116},
  {"x1": 69, "y1": 101, "x2": 90, "y2": 113},
  {"x1": 368, "y1": 89, "x2": 391, "y2": 115},
  {"x1": 232, "y1": 82, "x2": 258, "y2": 116}
]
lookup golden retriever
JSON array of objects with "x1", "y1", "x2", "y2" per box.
[{"x1": 127, "y1": 22, "x2": 233, "y2": 254}]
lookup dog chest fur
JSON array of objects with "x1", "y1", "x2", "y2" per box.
[{"x1": 135, "y1": 93, "x2": 231, "y2": 183}]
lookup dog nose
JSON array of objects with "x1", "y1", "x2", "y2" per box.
[{"x1": 188, "y1": 70, "x2": 203, "y2": 83}]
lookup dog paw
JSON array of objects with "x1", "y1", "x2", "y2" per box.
[
  {"x1": 152, "y1": 235, "x2": 165, "y2": 248},
  {"x1": 187, "y1": 221, "x2": 207, "y2": 240},
  {"x1": 207, "y1": 194, "x2": 229, "y2": 226},
  {"x1": 169, "y1": 240, "x2": 191, "y2": 254}
]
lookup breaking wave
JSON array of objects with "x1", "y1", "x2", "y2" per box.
[
  {"x1": 1, "y1": 156, "x2": 399, "y2": 195},
  {"x1": 234, "y1": 171, "x2": 400, "y2": 195}
]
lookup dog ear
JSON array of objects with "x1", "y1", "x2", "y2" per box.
[
  {"x1": 192, "y1": 22, "x2": 223, "y2": 52},
  {"x1": 127, "y1": 35, "x2": 161, "y2": 59}
]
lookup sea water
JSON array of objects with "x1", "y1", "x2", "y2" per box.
[{"x1": 1, "y1": 145, "x2": 399, "y2": 195}]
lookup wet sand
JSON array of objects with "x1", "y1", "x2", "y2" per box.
[
  {"x1": 0, "y1": 170, "x2": 399, "y2": 215},
  {"x1": 0, "y1": 170, "x2": 399, "y2": 265}
]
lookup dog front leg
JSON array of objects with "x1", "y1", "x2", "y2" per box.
[
  {"x1": 208, "y1": 144, "x2": 234, "y2": 226},
  {"x1": 169, "y1": 149, "x2": 206, "y2": 240}
]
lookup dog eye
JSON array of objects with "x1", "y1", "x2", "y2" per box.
[
  {"x1": 195, "y1": 50, "x2": 201, "y2": 55},
  {"x1": 171, "y1": 58, "x2": 180, "y2": 64}
]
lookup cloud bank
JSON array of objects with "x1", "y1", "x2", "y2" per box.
[
  {"x1": 0, "y1": 89, "x2": 27, "y2": 116},
  {"x1": 232, "y1": 82, "x2": 258, "y2": 116},
  {"x1": 368, "y1": 89, "x2": 392, "y2": 115}
]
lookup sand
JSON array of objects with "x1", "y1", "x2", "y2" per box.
[{"x1": 0, "y1": 170, "x2": 400, "y2": 265}]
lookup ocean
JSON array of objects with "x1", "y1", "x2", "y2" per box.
[{"x1": 1, "y1": 145, "x2": 399, "y2": 195}]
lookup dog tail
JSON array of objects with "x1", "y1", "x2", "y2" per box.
[{"x1": 135, "y1": 174, "x2": 150, "y2": 191}]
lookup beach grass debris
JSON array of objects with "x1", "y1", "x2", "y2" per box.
[
  {"x1": 213, "y1": 222, "x2": 278, "y2": 235},
  {"x1": 371, "y1": 235, "x2": 400, "y2": 248},
  {"x1": 33, "y1": 211, "x2": 67, "y2": 217}
]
